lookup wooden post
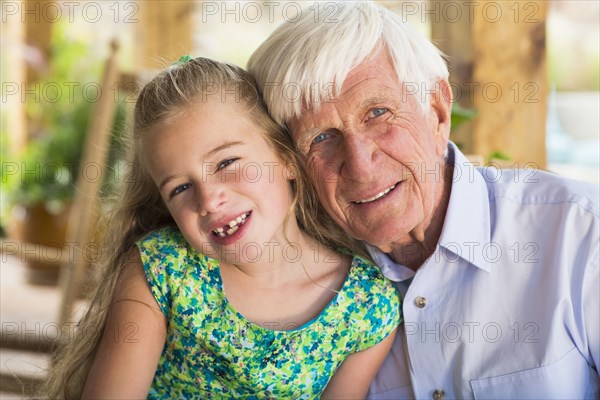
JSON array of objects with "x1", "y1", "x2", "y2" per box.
[
  {"x1": 430, "y1": 2, "x2": 475, "y2": 155},
  {"x1": 57, "y1": 41, "x2": 121, "y2": 327},
  {"x1": 432, "y1": 1, "x2": 548, "y2": 168},
  {"x1": 2, "y1": 2, "x2": 27, "y2": 153},
  {"x1": 1, "y1": 0, "x2": 54, "y2": 153},
  {"x1": 136, "y1": 1, "x2": 194, "y2": 70},
  {"x1": 24, "y1": 0, "x2": 54, "y2": 83}
]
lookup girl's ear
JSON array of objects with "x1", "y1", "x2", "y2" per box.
[{"x1": 284, "y1": 163, "x2": 297, "y2": 181}]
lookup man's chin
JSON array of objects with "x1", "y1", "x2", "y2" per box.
[
  {"x1": 350, "y1": 218, "x2": 421, "y2": 251},
  {"x1": 350, "y1": 225, "x2": 401, "y2": 250}
]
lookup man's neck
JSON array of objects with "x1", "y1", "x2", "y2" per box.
[{"x1": 388, "y1": 162, "x2": 454, "y2": 271}]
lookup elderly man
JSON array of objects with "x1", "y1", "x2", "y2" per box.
[{"x1": 248, "y1": 2, "x2": 599, "y2": 399}]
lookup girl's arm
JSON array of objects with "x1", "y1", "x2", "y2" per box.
[
  {"x1": 321, "y1": 327, "x2": 398, "y2": 400},
  {"x1": 82, "y1": 250, "x2": 167, "y2": 399}
]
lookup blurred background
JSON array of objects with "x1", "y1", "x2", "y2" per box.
[{"x1": 1, "y1": 0, "x2": 599, "y2": 397}]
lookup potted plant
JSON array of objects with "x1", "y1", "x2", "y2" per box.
[{"x1": 3, "y1": 23, "x2": 127, "y2": 272}]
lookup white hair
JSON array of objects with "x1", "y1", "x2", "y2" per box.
[{"x1": 248, "y1": 1, "x2": 449, "y2": 126}]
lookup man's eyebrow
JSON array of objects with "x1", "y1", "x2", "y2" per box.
[
  {"x1": 158, "y1": 141, "x2": 244, "y2": 190},
  {"x1": 360, "y1": 96, "x2": 389, "y2": 109}
]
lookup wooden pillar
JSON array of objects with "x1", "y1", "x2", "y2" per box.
[
  {"x1": 430, "y1": 2, "x2": 475, "y2": 155},
  {"x1": 2, "y1": 2, "x2": 27, "y2": 153},
  {"x1": 24, "y1": 0, "x2": 54, "y2": 83},
  {"x1": 432, "y1": 1, "x2": 548, "y2": 168},
  {"x1": 2, "y1": 0, "x2": 54, "y2": 153},
  {"x1": 136, "y1": 1, "x2": 194, "y2": 70}
]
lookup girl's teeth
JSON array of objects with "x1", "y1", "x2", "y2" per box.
[{"x1": 213, "y1": 212, "x2": 249, "y2": 236}]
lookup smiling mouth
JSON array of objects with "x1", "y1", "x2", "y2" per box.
[
  {"x1": 353, "y1": 183, "x2": 398, "y2": 204},
  {"x1": 213, "y1": 212, "x2": 251, "y2": 237}
]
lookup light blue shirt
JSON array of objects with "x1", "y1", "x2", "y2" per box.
[{"x1": 368, "y1": 142, "x2": 599, "y2": 399}]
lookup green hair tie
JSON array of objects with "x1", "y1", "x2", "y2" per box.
[{"x1": 173, "y1": 54, "x2": 193, "y2": 66}]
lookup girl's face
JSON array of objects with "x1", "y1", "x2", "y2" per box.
[{"x1": 143, "y1": 98, "x2": 298, "y2": 265}]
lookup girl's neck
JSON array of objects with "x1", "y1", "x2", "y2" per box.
[
  {"x1": 218, "y1": 234, "x2": 351, "y2": 329},
  {"x1": 222, "y1": 232, "x2": 332, "y2": 287}
]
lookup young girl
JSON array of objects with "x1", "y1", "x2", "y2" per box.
[{"x1": 45, "y1": 57, "x2": 400, "y2": 399}]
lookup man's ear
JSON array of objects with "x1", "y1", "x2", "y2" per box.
[{"x1": 430, "y1": 79, "x2": 453, "y2": 155}]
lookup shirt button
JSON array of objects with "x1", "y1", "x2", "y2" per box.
[
  {"x1": 432, "y1": 389, "x2": 445, "y2": 400},
  {"x1": 414, "y1": 296, "x2": 427, "y2": 308}
]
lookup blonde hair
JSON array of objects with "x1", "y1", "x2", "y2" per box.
[
  {"x1": 247, "y1": 1, "x2": 449, "y2": 126},
  {"x1": 43, "y1": 57, "x2": 364, "y2": 398}
]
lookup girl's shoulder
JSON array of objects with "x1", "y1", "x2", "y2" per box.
[
  {"x1": 136, "y1": 227, "x2": 192, "y2": 275},
  {"x1": 135, "y1": 226, "x2": 219, "y2": 316},
  {"x1": 319, "y1": 252, "x2": 400, "y2": 351},
  {"x1": 136, "y1": 226, "x2": 217, "y2": 274},
  {"x1": 348, "y1": 253, "x2": 389, "y2": 280},
  {"x1": 343, "y1": 253, "x2": 399, "y2": 306}
]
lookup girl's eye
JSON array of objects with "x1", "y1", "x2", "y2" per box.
[
  {"x1": 170, "y1": 183, "x2": 191, "y2": 198},
  {"x1": 368, "y1": 107, "x2": 388, "y2": 119},
  {"x1": 217, "y1": 158, "x2": 238, "y2": 171}
]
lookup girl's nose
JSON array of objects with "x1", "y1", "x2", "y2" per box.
[{"x1": 196, "y1": 184, "x2": 227, "y2": 216}]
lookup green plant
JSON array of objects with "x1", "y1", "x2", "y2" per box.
[
  {"x1": 6, "y1": 22, "x2": 127, "y2": 216},
  {"x1": 449, "y1": 103, "x2": 477, "y2": 152},
  {"x1": 0, "y1": 128, "x2": 15, "y2": 236},
  {"x1": 450, "y1": 103, "x2": 477, "y2": 131},
  {"x1": 449, "y1": 104, "x2": 514, "y2": 163}
]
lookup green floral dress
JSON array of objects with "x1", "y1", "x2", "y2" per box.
[{"x1": 137, "y1": 227, "x2": 401, "y2": 399}]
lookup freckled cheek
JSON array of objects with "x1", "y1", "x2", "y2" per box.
[
  {"x1": 385, "y1": 144, "x2": 422, "y2": 177},
  {"x1": 384, "y1": 128, "x2": 434, "y2": 172},
  {"x1": 390, "y1": 116, "x2": 427, "y2": 137},
  {"x1": 379, "y1": 124, "x2": 412, "y2": 151}
]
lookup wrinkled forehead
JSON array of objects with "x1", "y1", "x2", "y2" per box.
[{"x1": 285, "y1": 51, "x2": 405, "y2": 143}]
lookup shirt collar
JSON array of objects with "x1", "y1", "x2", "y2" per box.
[
  {"x1": 437, "y1": 142, "x2": 491, "y2": 272},
  {"x1": 366, "y1": 245, "x2": 416, "y2": 282},
  {"x1": 366, "y1": 142, "x2": 492, "y2": 279}
]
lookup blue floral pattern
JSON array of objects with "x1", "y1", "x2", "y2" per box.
[{"x1": 137, "y1": 227, "x2": 401, "y2": 399}]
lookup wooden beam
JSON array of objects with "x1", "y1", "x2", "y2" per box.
[
  {"x1": 137, "y1": 1, "x2": 195, "y2": 70},
  {"x1": 432, "y1": 1, "x2": 548, "y2": 168},
  {"x1": 0, "y1": 373, "x2": 43, "y2": 397},
  {"x1": 0, "y1": 329, "x2": 58, "y2": 353}
]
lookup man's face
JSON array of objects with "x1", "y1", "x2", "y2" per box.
[{"x1": 288, "y1": 50, "x2": 451, "y2": 252}]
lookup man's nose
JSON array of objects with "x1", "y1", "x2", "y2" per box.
[{"x1": 339, "y1": 132, "x2": 378, "y2": 180}]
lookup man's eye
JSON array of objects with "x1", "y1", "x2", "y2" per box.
[
  {"x1": 170, "y1": 183, "x2": 191, "y2": 198},
  {"x1": 369, "y1": 108, "x2": 388, "y2": 119},
  {"x1": 312, "y1": 132, "x2": 332, "y2": 145},
  {"x1": 217, "y1": 158, "x2": 239, "y2": 171}
]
